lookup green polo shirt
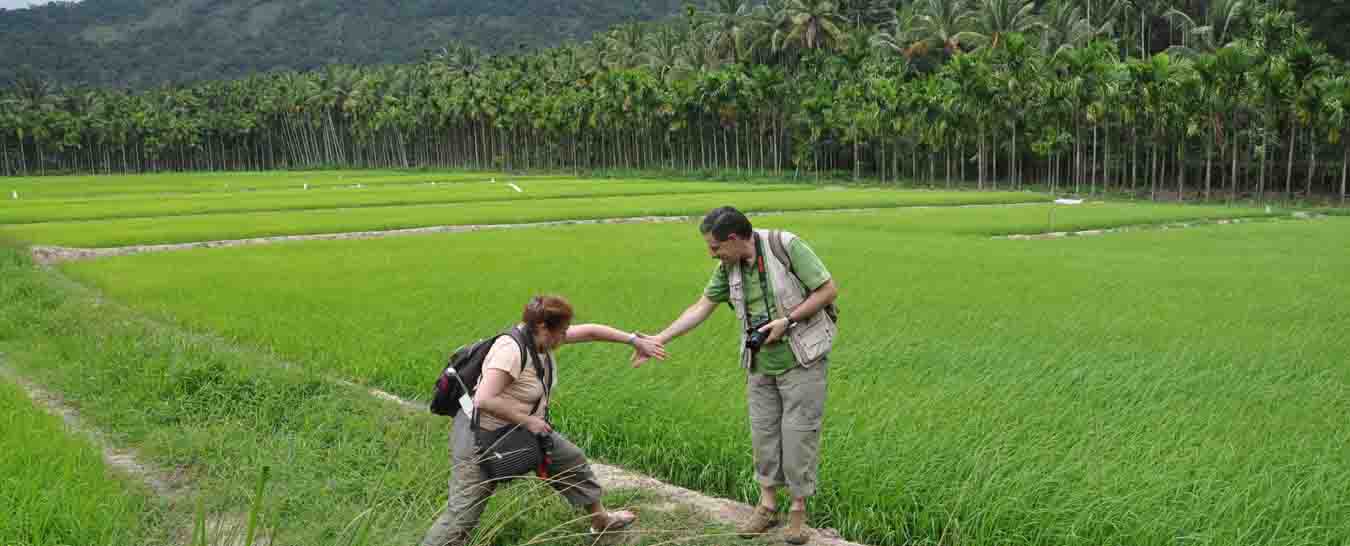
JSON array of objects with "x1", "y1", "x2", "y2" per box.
[{"x1": 704, "y1": 236, "x2": 831, "y2": 375}]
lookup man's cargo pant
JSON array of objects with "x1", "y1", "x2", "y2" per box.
[{"x1": 747, "y1": 357, "x2": 828, "y2": 499}]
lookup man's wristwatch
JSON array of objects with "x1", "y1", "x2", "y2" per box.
[
  {"x1": 626, "y1": 332, "x2": 640, "y2": 345},
  {"x1": 785, "y1": 318, "x2": 799, "y2": 330}
]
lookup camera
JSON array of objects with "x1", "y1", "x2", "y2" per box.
[{"x1": 745, "y1": 319, "x2": 772, "y2": 353}]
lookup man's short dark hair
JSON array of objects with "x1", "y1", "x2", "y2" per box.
[{"x1": 700, "y1": 206, "x2": 753, "y2": 241}]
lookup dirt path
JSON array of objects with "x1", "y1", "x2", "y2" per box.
[
  {"x1": 0, "y1": 362, "x2": 255, "y2": 546},
  {"x1": 357, "y1": 384, "x2": 868, "y2": 546},
  {"x1": 0, "y1": 362, "x2": 189, "y2": 501},
  {"x1": 30, "y1": 203, "x2": 1046, "y2": 264}
]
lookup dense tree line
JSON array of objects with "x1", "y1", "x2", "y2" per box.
[{"x1": 2, "y1": 0, "x2": 1348, "y2": 203}]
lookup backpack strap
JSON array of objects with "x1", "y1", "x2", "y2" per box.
[
  {"x1": 767, "y1": 229, "x2": 805, "y2": 293},
  {"x1": 504, "y1": 327, "x2": 534, "y2": 376},
  {"x1": 505, "y1": 325, "x2": 550, "y2": 417},
  {"x1": 767, "y1": 230, "x2": 793, "y2": 273},
  {"x1": 767, "y1": 230, "x2": 839, "y2": 323},
  {"x1": 471, "y1": 326, "x2": 552, "y2": 430}
]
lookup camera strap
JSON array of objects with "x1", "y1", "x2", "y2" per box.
[{"x1": 742, "y1": 233, "x2": 776, "y2": 329}]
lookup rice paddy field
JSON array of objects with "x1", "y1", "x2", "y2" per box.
[
  {"x1": 2, "y1": 169, "x2": 1347, "y2": 546},
  {"x1": 0, "y1": 377, "x2": 159, "y2": 546}
]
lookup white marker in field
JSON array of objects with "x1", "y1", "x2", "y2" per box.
[
  {"x1": 10, "y1": 191, "x2": 17, "y2": 200},
  {"x1": 490, "y1": 178, "x2": 496, "y2": 183},
  {"x1": 1048, "y1": 198, "x2": 1082, "y2": 231},
  {"x1": 303, "y1": 183, "x2": 309, "y2": 190},
  {"x1": 507, "y1": 183, "x2": 523, "y2": 193}
]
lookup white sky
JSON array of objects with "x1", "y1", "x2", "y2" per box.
[{"x1": 0, "y1": 0, "x2": 82, "y2": 10}]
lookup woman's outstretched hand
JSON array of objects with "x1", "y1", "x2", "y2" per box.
[{"x1": 630, "y1": 333, "x2": 667, "y2": 368}]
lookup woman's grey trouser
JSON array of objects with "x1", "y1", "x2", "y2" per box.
[{"x1": 419, "y1": 411, "x2": 603, "y2": 546}]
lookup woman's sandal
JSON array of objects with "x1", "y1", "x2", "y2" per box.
[{"x1": 589, "y1": 510, "x2": 638, "y2": 538}]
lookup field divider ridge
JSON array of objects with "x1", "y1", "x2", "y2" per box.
[
  {"x1": 30, "y1": 202, "x2": 1047, "y2": 264},
  {"x1": 993, "y1": 212, "x2": 1321, "y2": 240}
]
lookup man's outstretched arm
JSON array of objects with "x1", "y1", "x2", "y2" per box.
[{"x1": 634, "y1": 296, "x2": 719, "y2": 367}]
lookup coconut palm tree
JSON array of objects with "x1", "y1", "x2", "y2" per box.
[
  {"x1": 963, "y1": 0, "x2": 1041, "y2": 49},
  {"x1": 775, "y1": 0, "x2": 849, "y2": 51},
  {"x1": 1163, "y1": 0, "x2": 1250, "y2": 55},
  {"x1": 908, "y1": 0, "x2": 975, "y2": 56}
]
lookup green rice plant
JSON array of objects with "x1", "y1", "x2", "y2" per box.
[
  {"x1": 0, "y1": 377, "x2": 157, "y2": 546},
  {"x1": 57, "y1": 207, "x2": 1350, "y2": 546},
  {"x1": 0, "y1": 170, "x2": 554, "y2": 200},
  {"x1": 0, "y1": 180, "x2": 804, "y2": 225},
  {"x1": 0, "y1": 188, "x2": 1044, "y2": 247}
]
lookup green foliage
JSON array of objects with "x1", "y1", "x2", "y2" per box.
[
  {"x1": 0, "y1": 378, "x2": 157, "y2": 546},
  {"x1": 53, "y1": 202, "x2": 1348, "y2": 546}
]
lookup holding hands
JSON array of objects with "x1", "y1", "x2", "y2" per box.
[{"x1": 629, "y1": 333, "x2": 666, "y2": 368}]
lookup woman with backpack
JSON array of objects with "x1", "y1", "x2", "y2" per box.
[{"x1": 420, "y1": 294, "x2": 666, "y2": 546}]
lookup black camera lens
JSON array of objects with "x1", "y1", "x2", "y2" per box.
[{"x1": 745, "y1": 320, "x2": 772, "y2": 352}]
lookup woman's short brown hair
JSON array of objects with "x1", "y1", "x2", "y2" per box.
[{"x1": 522, "y1": 295, "x2": 574, "y2": 332}]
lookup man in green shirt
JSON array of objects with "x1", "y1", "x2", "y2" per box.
[{"x1": 645, "y1": 206, "x2": 839, "y2": 545}]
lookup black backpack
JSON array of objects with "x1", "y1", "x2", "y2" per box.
[{"x1": 430, "y1": 327, "x2": 532, "y2": 417}]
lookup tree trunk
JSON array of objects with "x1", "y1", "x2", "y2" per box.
[
  {"x1": 960, "y1": 139, "x2": 966, "y2": 181},
  {"x1": 1073, "y1": 123, "x2": 1081, "y2": 193},
  {"x1": 929, "y1": 149, "x2": 935, "y2": 185},
  {"x1": 1140, "y1": 11, "x2": 1147, "y2": 58},
  {"x1": 723, "y1": 127, "x2": 731, "y2": 172},
  {"x1": 1341, "y1": 141, "x2": 1348, "y2": 205},
  {"x1": 1230, "y1": 121, "x2": 1239, "y2": 203},
  {"x1": 1306, "y1": 128, "x2": 1316, "y2": 201},
  {"x1": 1285, "y1": 122, "x2": 1295, "y2": 201},
  {"x1": 1091, "y1": 124, "x2": 1098, "y2": 194},
  {"x1": 853, "y1": 137, "x2": 860, "y2": 181},
  {"x1": 1205, "y1": 134, "x2": 1213, "y2": 201},
  {"x1": 1258, "y1": 131, "x2": 1266, "y2": 202},
  {"x1": 1149, "y1": 130, "x2": 1158, "y2": 200},
  {"x1": 1131, "y1": 127, "x2": 1138, "y2": 195},
  {"x1": 979, "y1": 125, "x2": 987, "y2": 189},
  {"x1": 991, "y1": 126, "x2": 999, "y2": 190},
  {"x1": 1177, "y1": 140, "x2": 1185, "y2": 201}
]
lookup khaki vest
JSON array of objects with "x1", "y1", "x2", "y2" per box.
[{"x1": 727, "y1": 229, "x2": 837, "y2": 370}]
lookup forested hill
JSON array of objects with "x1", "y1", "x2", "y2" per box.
[{"x1": 0, "y1": 0, "x2": 684, "y2": 88}]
